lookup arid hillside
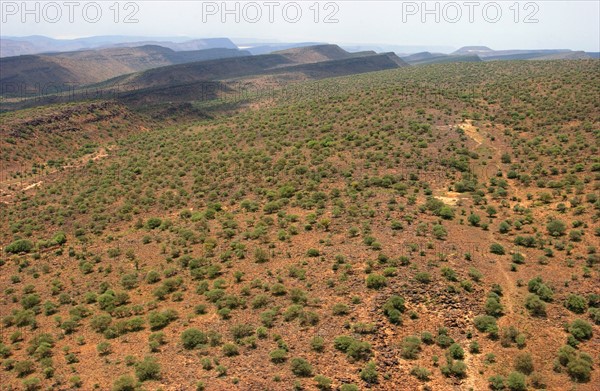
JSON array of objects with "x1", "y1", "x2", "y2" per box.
[{"x1": 0, "y1": 60, "x2": 598, "y2": 391}]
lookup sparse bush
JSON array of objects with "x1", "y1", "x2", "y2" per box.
[
  {"x1": 525, "y1": 294, "x2": 546, "y2": 317},
  {"x1": 311, "y1": 336, "x2": 325, "y2": 352},
  {"x1": 314, "y1": 375, "x2": 332, "y2": 390},
  {"x1": 112, "y1": 375, "x2": 136, "y2": 391},
  {"x1": 360, "y1": 361, "x2": 378, "y2": 383},
  {"x1": 490, "y1": 243, "x2": 505, "y2": 255},
  {"x1": 448, "y1": 343, "x2": 464, "y2": 360},
  {"x1": 15, "y1": 360, "x2": 34, "y2": 377},
  {"x1": 135, "y1": 356, "x2": 160, "y2": 381},
  {"x1": 506, "y1": 371, "x2": 527, "y2": 391},
  {"x1": 514, "y1": 353, "x2": 534, "y2": 374},
  {"x1": 415, "y1": 272, "x2": 431, "y2": 284},
  {"x1": 270, "y1": 348, "x2": 287, "y2": 363},
  {"x1": 181, "y1": 328, "x2": 207, "y2": 349},
  {"x1": 411, "y1": 366, "x2": 431, "y2": 381},
  {"x1": 366, "y1": 274, "x2": 387, "y2": 289},
  {"x1": 382, "y1": 295, "x2": 405, "y2": 324},
  {"x1": 440, "y1": 358, "x2": 467, "y2": 378},
  {"x1": 474, "y1": 315, "x2": 497, "y2": 334},
  {"x1": 290, "y1": 358, "x2": 313, "y2": 377},
  {"x1": 222, "y1": 343, "x2": 239, "y2": 356},
  {"x1": 565, "y1": 294, "x2": 588, "y2": 314},
  {"x1": 400, "y1": 336, "x2": 421, "y2": 359},
  {"x1": 569, "y1": 319, "x2": 593, "y2": 341},
  {"x1": 5, "y1": 239, "x2": 34, "y2": 254},
  {"x1": 547, "y1": 219, "x2": 566, "y2": 236}
]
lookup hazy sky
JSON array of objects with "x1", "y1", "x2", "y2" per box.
[{"x1": 2, "y1": 1, "x2": 599, "y2": 51}]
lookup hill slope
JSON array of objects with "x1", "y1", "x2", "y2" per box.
[
  {"x1": 106, "y1": 49, "x2": 408, "y2": 106},
  {"x1": 0, "y1": 46, "x2": 250, "y2": 95}
]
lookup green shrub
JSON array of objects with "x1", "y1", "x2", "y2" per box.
[
  {"x1": 332, "y1": 303, "x2": 350, "y2": 316},
  {"x1": 314, "y1": 375, "x2": 332, "y2": 390},
  {"x1": 112, "y1": 375, "x2": 137, "y2": 391},
  {"x1": 565, "y1": 294, "x2": 588, "y2": 314},
  {"x1": 400, "y1": 336, "x2": 421, "y2": 359},
  {"x1": 488, "y1": 375, "x2": 505, "y2": 390},
  {"x1": 485, "y1": 297, "x2": 504, "y2": 317},
  {"x1": 148, "y1": 310, "x2": 178, "y2": 330},
  {"x1": 230, "y1": 324, "x2": 254, "y2": 340},
  {"x1": 589, "y1": 308, "x2": 600, "y2": 325},
  {"x1": 22, "y1": 376, "x2": 41, "y2": 391},
  {"x1": 467, "y1": 214, "x2": 481, "y2": 226},
  {"x1": 145, "y1": 218, "x2": 162, "y2": 229},
  {"x1": 506, "y1": 371, "x2": 527, "y2": 391},
  {"x1": 333, "y1": 336, "x2": 371, "y2": 361},
  {"x1": 440, "y1": 358, "x2": 467, "y2": 378},
  {"x1": 346, "y1": 340, "x2": 372, "y2": 362},
  {"x1": 566, "y1": 355, "x2": 593, "y2": 382},
  {"x1": 411, "y1": 366, "x2": 431, "y2": 381},
  {"x1": 569, "y1": 319, "x2": 593, "y2": 341},
  {"x1": 474, "y1": 315, "x2": 497, "y2": 333},
  {"x1": 5, "y1": 239, "x2": 34, "y2": 254},
  {"x1": 525, "y1": 294, "x2": 546, "y2": 317},
  {"x1": 311, "y1": 336, "x2": 325, "y2": 352},
  {"x1": 222, "y1": 343, "x2": 239, "y2": 356},
  {"x1": 365, "y1": 274, "x2": 387, "y2": 289},
  {"x1": 527, "y1": 277, "x2": 554, "y2": 302},
  {"x1": 15, "y1": 360, "x2": 34, "y2": 377},
  {"x1": 490, "y1": 243, "x2": 505, "y2": 255},
  {"x1": 556, "y1": 345, "x2": 593, "y2": 382},
  {"x1": 146, "y1": 271, "x2": 161, "y2": 284},
  {"x1": 547, "y1": 219, "x2": 566, "y2": 236},
  {"x1": 290, "y1": 358, "x2": 313, "y2": 377},
  {"x1": 448, "y1": 343, "x2": 464, "y2": 360},
  {"x1": 415, "y1": 272, "x2": 431, "y2": 284},
  {"x1": 0, "y1": 343, "x2": 11, "y2": 358},
  {"x1": 514, "y1": 353, "x2": 534, "y2": 374},
  {"x1": 360, "y1": 361, "x2": 378, "y2": 383},
  {"x1": 120, "y1": 273, "x2": 138, "y2": 290},
  {"x1": 97, "y1": 341, "x2": 112, "y2": 356},
  {"x1": 51, "y1": 232, "x2": 67, "y2": 245},
  {"x1": 181, "y1": 328, "x2": 207, "y2": 349},
  {"x1": 270, "y1": 349, "x2": 287, "y2": 363},
  {"x1": 382, "y1": 295, "x2": 405, "y2": 325},
  {"x1": 135, "y1": 356, "x2": 160, "y2": 381},
  {"x1": 254, "y1": 248, "x2": 270, "y2": 263}
]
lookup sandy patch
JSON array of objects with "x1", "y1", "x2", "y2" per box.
[{"x1": 459, "y1": 119, "x2": 484, "y2": 145}]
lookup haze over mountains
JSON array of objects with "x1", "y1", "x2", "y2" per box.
[{"x1": 0, "y1": 35, "x2": 238, "y2": 57}]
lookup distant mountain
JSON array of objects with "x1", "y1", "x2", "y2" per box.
[
  {"x1": 0, "y1": 46, "x2": 250, "y2": 94},
  {"x1": 269, "y1": 52, "x2": 408, "y2": 79},
  {"x1": 452, "y1": 46, "x2": 590, "y2": 61},
  {"x1": 110, "y1": 45, "x2": 404, "y2": 88},
  {"x1": 241, "y1": 42, "x2": 325, "y2": 55},
  {"x1": 0, "y1": 36, "x2": 237, "y2": 57},
  {"x1": 72, "y1": 45, "x2": 409, "y2": 107},
  {"x1": 402, "y1": 52, "x2": 482, "y2": 65},
  {"x1": 528, "y1": 51, "x2": 591, "y2": 60},
  {"x1": 343, "y1": 44, "x2": 455, "y2": 55},
  {"x1": 401, "y1": 52, "x2": 443, "y2": 62},
  {"x1": 103, "y1": 38, "x2": 237, "y2": 51},
  {"x1": 452, "y1": 46, "x2": 494, "y2": 55},
  {"x1": 273, "y1": 44, "x2": 363, "y2": 64}
]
